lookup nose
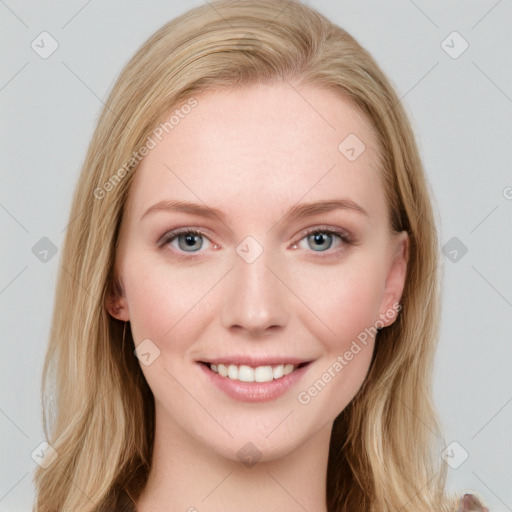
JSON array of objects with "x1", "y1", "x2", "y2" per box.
[{"x1": 221, "y1": 248, "x2": 290, "y2": 336}]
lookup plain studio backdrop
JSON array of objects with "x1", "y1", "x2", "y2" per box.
[{"x1": 1, "y1": 1, "x2": 511, "y2": 510}]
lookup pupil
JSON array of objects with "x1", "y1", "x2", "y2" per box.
[
  {"x1": 179, "y1": 233, "x2": 202, "y2": 251},
  {"x1": 310, "y1": 233, "x2": 332, "y2": 251}
]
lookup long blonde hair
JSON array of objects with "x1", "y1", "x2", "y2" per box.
[{"x1": 34, "y1": 1, "x2": 462, "y2": 510}]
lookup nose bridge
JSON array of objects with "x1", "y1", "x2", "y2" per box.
[{"x1": 221, "y1": 238, "x2": 289, "y2": 334}]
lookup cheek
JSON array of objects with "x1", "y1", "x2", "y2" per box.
[
  {"x1": 290, "y1": 259, "x2": 385, "y2": 349},
  {"x1": 122, "y1": 259, "x2": 218, "y2": 349},
  {"x1": 292, "y1": 264, "x2": 382, "y2": 416}
]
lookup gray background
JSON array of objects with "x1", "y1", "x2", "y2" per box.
[{"x1": 1, "y1": 1, "x2": 511, "y2": 510}]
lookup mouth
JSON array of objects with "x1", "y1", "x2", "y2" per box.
[
  {"x1": 200, "y1": 361, "x2": 311, "y2": 383},
  {"x1": 197, "y1": 356, "x2": 314, "y2": 402}
]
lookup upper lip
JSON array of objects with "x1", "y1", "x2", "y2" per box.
[{"x1": 199, "y1": 356, "x2": 312, "y2": 367}]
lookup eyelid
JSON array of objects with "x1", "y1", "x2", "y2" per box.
[
  {"x1": 157, "y1": 226, "x2": 215, "y2": 247},
  {"x1": 157, "y1": 224, "x2": 355, "y2": 259},
  {"x1": 293, "y1": 224, "x2": 354, "y2": 245}
]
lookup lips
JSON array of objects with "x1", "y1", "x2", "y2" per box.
[{"x1": 198, "y1": 358, "x2": 312, "y2": 402}]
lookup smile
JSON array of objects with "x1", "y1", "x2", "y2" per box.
[
  {"x1": 199, "y1": 359, "x2": 312, "y2": 402},
  {"x1": 207, "y1": 362, "x2": 304, "y2": 383}
]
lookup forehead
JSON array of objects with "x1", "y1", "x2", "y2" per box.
[{"x1": 127, "y1": 82, "x2": 386, "y2": 226}]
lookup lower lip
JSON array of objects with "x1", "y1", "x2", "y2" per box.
[{"x1": 198, "y1": 363, "x2": 311, "y2": 402}]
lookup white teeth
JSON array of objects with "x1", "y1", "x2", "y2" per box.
[
  {"x1": 272, "y1": 365, "x2": 284, "y2": 379},
  {"x1": 228, "y1": 364, "x2": 238, "y2": 380},
  {"x1": 283, "y1": 363, "x2": 294, "y2": 375},
  {"x1": 208, "y1": 362, "x2": 299, "y2": 382},
  {"x1": 255, "y1": 365, "x2": 273, "y2": 382},
  {"x1": 217, "y1": 363, "x2": 228, "y2": 377},
  {"x1": 238, "y1": 365, "x2": 254, "y2": 382}
]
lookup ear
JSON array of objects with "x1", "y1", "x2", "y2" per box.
[
  {"x1": 105, "y1": 274, "x2": 130, "y2": 322},
  {"x1": 377, "y1": 230, "x2": 409, "y2": 327}
]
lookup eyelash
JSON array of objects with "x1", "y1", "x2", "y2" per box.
[{"x1": 157, "y1": 225, "x2": 354, "y2": 261}]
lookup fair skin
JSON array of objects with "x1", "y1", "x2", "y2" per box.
[{"x1": 107, "y1": 82, "x2": 409, "y2": 512}]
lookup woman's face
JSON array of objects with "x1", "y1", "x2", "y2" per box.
[{"x1": 109, "y1": 82, "x2": 408, "y2": 462}]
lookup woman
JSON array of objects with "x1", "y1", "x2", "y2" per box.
[{"x1": 33, "y1": 1, "x2": 489, "y2": 511}]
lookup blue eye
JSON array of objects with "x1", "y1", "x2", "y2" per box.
[
  {"x1": 158, "y1": 226, "x2": 353, "y2": 260},
  {"x1": 159, "y1": 229, "x2": 211, "y2": 253},
  {"x1": 295, "y1": 227, "x2": 350, "y2": 254},
  {"x1": 177, "y1": 232, "x2": 203, "y2": 251},
  {"x1": 306, "y1": 232, "x2": 335, "y2": 251}
]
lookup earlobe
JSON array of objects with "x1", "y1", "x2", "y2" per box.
[
  {"x1": 105, "y1": 298, "x2": 130, "y2": 321},
  {"x1": 378, "y1": 231, "x2": 409, "y2": 327},
  {"x1": 105, "y1": 276, "x2": 130, "y2": 321}
]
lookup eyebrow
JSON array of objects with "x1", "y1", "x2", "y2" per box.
[{"x1": 140, "y1": 198, "x2": 369, "y2": 224}]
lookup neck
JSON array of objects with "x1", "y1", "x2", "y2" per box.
[{"x1": 135, "y1": 408, "x2": 332, "y2": 512}]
